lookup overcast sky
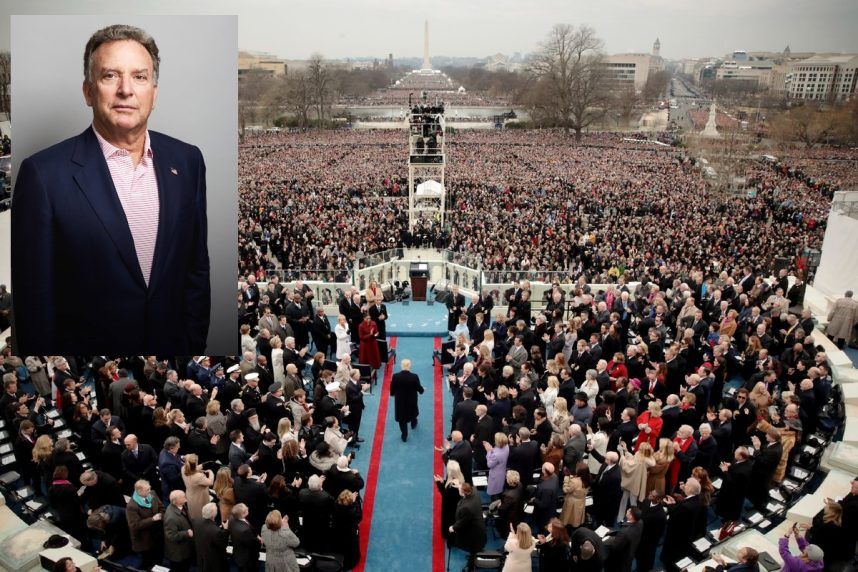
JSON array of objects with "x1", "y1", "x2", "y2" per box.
[{"x1": 2, "y1": 0, "x2": 857, "y2": 60}]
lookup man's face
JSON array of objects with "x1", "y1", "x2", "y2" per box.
[{"x1": 83, "y1": 40, "x2": 158, "y2": 136}]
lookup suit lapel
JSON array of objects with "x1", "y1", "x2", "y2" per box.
[
  {"x1": 72, "y1": 128, "x2": 147, "y2": 288},
  {"x1": 148, "y1": 132, "x2": 181, "y2": 292}
]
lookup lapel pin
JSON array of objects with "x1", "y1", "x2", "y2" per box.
[{"x1": 170, "y1": 167, "x2": 179, "y2": 175}]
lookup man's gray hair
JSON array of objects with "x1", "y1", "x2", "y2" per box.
[
  {"x1": 308, "y1": 474, "x2": 323, "y2": 491},
  {"x1": 84, "y1": 24, "x2": 160, "y2": 85},
  {"x1": 201, "y1": 502, "x2": 218, "y2": 519}
]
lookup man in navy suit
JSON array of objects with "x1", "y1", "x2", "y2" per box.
[{"x1": 11, "y1": 24, "x2": 209, "y2": 354}]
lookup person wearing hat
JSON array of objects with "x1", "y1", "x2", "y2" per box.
[
  {"x1": 244, "y1": 409, "x2": 266, "y2": 453},
  {"x1": 195, "y1": 357, "x2": 214, "y2": 389},
  {"x1": 325, "y1": 455, "x2": 365, "y2": 500},
  {"x1": 315, "y1": 381, "x2": 346, "y2": 426},
  {"x1": 218, "y1": 367, "x2": 242, "y2": 412},
  {"x1": 253, "y1": 355, "x2": 275, "y2": 394},
  {"x1": 240, "y1": 372, "x2": 261, "y2": 410},
  {"x1": 570, "y1": 392, "x2": 593, "y2": 430},
  {"x1": 261, "y1": 381, "x2": 289, "y2": 430},
  {"x1": 779, "y1": 524, "x2": 824, "y2": 571}
]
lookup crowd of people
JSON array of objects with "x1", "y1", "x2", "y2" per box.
[
  {"x1": 3, "y1": 346, "x2": 368, "y2": 571},
  {"x1": 238, "y1": 129, "x2": 833, "y2": 286},
  {"x1": 4, "y1": 255, "x2": 858, "y2": 570},
  {"x1": 768, "y1": 148, "x2": 858, "y2": 196},
  {"x1": 426, "y1": 270, "x2": 856, "y2": 570}
]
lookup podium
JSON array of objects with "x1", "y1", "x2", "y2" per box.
[{"x1": 410, "y1": 262, "x2": 429, "y2": 301}]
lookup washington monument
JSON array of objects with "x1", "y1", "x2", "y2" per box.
[{"x1": 423, "y1": 19, "x2": 431, "y2": 70}]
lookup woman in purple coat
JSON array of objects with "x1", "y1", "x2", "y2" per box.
[{"x1": 484, "y1": 432, "x2": 510, "y2": 499}]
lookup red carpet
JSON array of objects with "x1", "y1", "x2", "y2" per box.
[{"x1": 354, "y1": 336, "x2": 398, "y2": 572}]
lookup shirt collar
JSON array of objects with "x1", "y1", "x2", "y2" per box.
[{"x1": 93, "y1": 125, "x2": 153, "y2": 162}]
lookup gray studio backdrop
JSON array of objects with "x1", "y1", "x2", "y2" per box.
[{"x1": 10, "y1": 14, "x2": 237, "y2": 354}]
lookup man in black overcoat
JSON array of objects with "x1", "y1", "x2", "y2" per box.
[
  {"x1": 390, "y1": 359, "x2": 424, "y2": 441},
  {"x1": 661, "y1": 479, "x2": 705, "y2": 571},
  {"x1": 192, "y1": 503, "x2": 229, "y2": 572}
]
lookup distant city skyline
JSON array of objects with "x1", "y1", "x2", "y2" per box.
[{"x1": 2, "y1": 0, "x2": 857, "y2": 61}]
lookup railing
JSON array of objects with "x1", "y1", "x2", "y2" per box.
[
  {"x1": 263, "y1": 268, "x2": 352, "y2": 283},
  {"x1": 483, "y1": 269, "x2": 587, "y2": 285},
  {"x1": 356, "y1": 248, "x2": 403, "y2": 270}
]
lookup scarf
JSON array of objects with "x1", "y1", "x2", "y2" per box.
[
  {"x1": 668, "y1": 436, "x2": 693, "y2": 490},
  {"x1": 132, "y1": 491, "x2": 153, "y2": 508},
  {"x1": 51, "y1": 479, "x2": 72, "y2": 486}
]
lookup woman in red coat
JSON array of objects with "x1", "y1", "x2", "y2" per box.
[
  {"x1": 358, "y1": 314, "x2": 382, "y2": 372},
  {"x1": 607, "y1": 352, "x2": 629, "y2": 391},
  {"x1": 634, "y1": 401, "x2": 664, "y2": 452}
]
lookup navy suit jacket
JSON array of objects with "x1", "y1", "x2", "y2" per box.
[{"x1": 11, "y1": 127, "x2": 210, "y2": 354}]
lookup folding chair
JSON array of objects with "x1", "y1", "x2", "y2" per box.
[
  {"x1": 310, "y1": 552, "x2": 344, "y2": 572},
  {"x1": 472, "y1": 551, "x2": 505, "y2": 570}
]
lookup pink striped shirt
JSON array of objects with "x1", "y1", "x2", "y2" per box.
[{"x1": 94, "y1": 127, "x2": 160, "y2": 286}]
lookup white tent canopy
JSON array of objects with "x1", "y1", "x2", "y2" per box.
[{"x1": 416, "y1": 179, "x2": 444, "y2": 197}]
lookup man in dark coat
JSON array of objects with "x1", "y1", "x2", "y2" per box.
[
  {"x1": 471, "y1": 405, "x2": 495, "y2": 470},
  {"x1": 233, "y1": 464, "x2": 268, "y2": 532},
  {"x1": 390, "y1": 359, "x2": 425, "y2": 442},
  {"x1": 570, "y1": 526, "x2": 606, "y2": 571},
  {"x1": 163, "y1": 490, "x2": 195, "y2": 572},
  {"x1": 101, "y1": 427, "x2": 126, "y2": 486},
  {"x1": 451, "y1": 386, "x2": 478, "y2": 441},
  {"x1": 121, "y1": 434, "x2": 160, "y2": 494},
  {"x1": 441, "y1": 431, "x2": 474, "y2": 484},
  {"x1": 192, "y1": 503, "x2": 229, "y2": 572},
  {"x1": 716, "y1": 447, "x2": 753, "y2": 523},
  {"x1": 636, "y1": 493, "x2": 668, "y2": 572},
  {"x1": 310, "y1": 307, "x2": 334, "y2": 357},
  {"x1": 661, "y1": 479, "x2": 705, "y2": 571},
  {"x1": 589, "y1": 449, "x2": 622, "y2": 528},
  {"x1": 446, "y1": 285, "x2": 467, "y2": 333},
  {"x1": 298, "y1": 475, "x2": 334, "y2": 552},
  {"x1": 228, "y1": 503, "x2": 261, "y2": 572},
  {"x1": 531, "y1": 463, "x2": 560, "y2": 530},
  {"x1": 748, "y1": 430, "x2": 783, "y2": 510},
  {"x1": 604, "y1": 507, "x2": 644, "y2": 572},
  {"x1": 368, "y1": 298, "x2": 388, "y2": 339},
  {"x1": 507, "y1": 427, "x2": 541, "y2": 488},
  {"x1": 449, "y1": 483, "x2": 486, "y2": 563},
  {"x1": 345, "y1": 374, "x2": 368, "y2": 442},
  {"x1": 80, "y1": 469, "x2": 125, "y2": 510}
]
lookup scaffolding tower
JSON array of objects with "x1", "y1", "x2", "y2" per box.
[{"x1": 407, "y1": 101, "x2": 446, "y2": 231}]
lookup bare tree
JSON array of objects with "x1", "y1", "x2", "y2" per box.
[
  {"x1": 307, "y1": 53, "x2": 331, "y2": 128},
  {"x1": 769, "y1": 103, "x2": 845, "y2": 147},
  {"x1": 0, "y1": 52, "x2": 10, "y2": 121},
  {"x1": 611, "y1": 84, "x2": 640, "y2": 126},
  {"x1": 527, "y1": 24, "x2": 608, "y2": 140},
  {"x1": 287, "y1": 70, "x2": 313, "y2": 130},
  {"x1": 642, "y1": 70, "x2": 670, "y2": 103},
  {"x1": 259, "y1": 76, "x2": 289, "y2": 126},
  {"x1": 238, "y1": 71, "x2": 273, "y2": 138}
]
